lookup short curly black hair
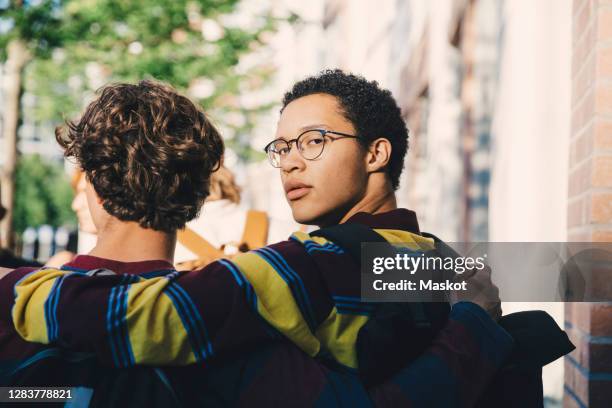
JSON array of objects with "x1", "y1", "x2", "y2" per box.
[
  {"x1": 281, "y1": 69, "x2": 408, "y2": 190},
  {"x1": 56, "y1": 80, "x2": 224, "y2": 232}
]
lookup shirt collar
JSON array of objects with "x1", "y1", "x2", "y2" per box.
[
  {"x1": 342, "y1": 208, "x2": 421, "y2": 234},
  {"x1": 63, "y1": 255, "x2": 174, "y2": 275}
]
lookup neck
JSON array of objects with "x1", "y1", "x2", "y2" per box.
[
  {"x1": 339, "y1": 180, "x2": 397, "y2": 224},
  {"x1": 89, "y1": 221, "x2": 176, "y2": 264}
]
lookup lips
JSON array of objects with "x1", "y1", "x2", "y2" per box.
[{"x1": 284, "y1": 180, "x2": 312, "y2": 201}]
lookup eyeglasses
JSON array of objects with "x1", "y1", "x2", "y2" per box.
[{"x1": 264, "y1": 129, "x2": 360, "y2": 168}]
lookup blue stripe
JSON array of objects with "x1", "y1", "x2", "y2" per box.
[
  {"x1": 306, "y1": 247, "x2": 345, "y2": 255},
  {"x1": 164, "y1": 285, "x2": 204, "y2": 361},
  {"x1": 335, "y1": 305, "x2": 372, "y2": 316},
  {"x1": 303, "y1": 241, "x2": 345, "y2": 254},
  {"x1": 139, "y1": 269, "x2": 177, "y2": 279},
  {"x1": 114, "y1": 276, "x2": 131, "y2": 367},
  {"x1": 332, "y1": 296, "x2": 376, "y2": 307},
  {"x1": 218, "y1": 259, "x2": 279, "y2": 338},
  {"x1": 261, "y1": 248, "x2": 315, "y2": 329},
  {"x1": 332, "y1": 295, "x2": 366, "y2": 303},
  {"x1": 170, "y1": 283, "x2": 214, "y2": 358},
  {"x1": 255, "y1": 248, "x2": 314, "y2": 329},
  {"x1": 218, "y1": 259, "x2": 244, "y2": 287},
  {"x1": 43, "y1": 278, "x2": 61, "y2": 342},
  {"x1": 304, "y1": 240, "x2": 344, "y2": 250},
  {"x1": 258, "y1": 247, "x2": 317, "y2": 330},
  {"x1": 219, "y1": 259, "x2": 254, "y2": 308},
  {"x1": 334, "y1": 301, "x2": 375, "y2": 311},
  {"x1": 119, "y1": 275, "x2": 136, "y2": 366},
  {"x1": 106, "y1": 284, "x2": 121, "y2": 367},
  {"x1": 304, "y1": 241, "x2": 343, "y2": 250},
  {"x1": 60, "y1": 265, "x2": 88, "y2": 273},
  {"x1": 49, "y1": 275, "x2": 67, "y2": 341},
  {"x1": 165, "y1": 284, "x2": 207, "y2": 361}
]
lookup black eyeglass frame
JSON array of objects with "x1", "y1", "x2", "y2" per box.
[{"x1": 263, "y1": 129, "x2": 360, "y2": 167}]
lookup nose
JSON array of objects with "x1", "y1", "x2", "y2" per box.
[
  {"x1": 71, "y1": 192, "x2": 84, "y2": 212},
  {"x1": 280, "y1": 142, "x2": 305, "y2": 174}
]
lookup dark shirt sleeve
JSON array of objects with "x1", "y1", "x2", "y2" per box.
[
  {"x1": 229, "y1": 302, "x2": 513, "y2": 408},
  {"x1": 368, "y1": 302, "x2": 514, "y2": 407},
  {"x1": 0, "y1": 260, "x2": 285, "y2": 367}
]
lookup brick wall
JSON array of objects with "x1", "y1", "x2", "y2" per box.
[{"x1": 566, "y1": 0, "x2": 612, "y2": 406}]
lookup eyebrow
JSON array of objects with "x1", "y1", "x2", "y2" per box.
[
  {"x1": 274, "y1": 124, "x2": 330, "y2": 142},
  {"x1": 298, "y1": 124, "x2": 330, "y2": 132}
]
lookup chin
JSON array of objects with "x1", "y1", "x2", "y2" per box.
[{"x1": 290, "y1": 205, "x2": 322, "y2": 226}]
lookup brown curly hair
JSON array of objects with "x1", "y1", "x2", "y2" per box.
[{"x1": 56, "y1": 80, "x2": 224, "y2": 232}]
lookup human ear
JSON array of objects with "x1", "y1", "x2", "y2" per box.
[{"x1": 365, "y1": 138, "x2": 392, "y2": 173}]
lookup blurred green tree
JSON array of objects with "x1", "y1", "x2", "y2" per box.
[
  {"x1": 1, "y1": 0, "x2": 281, "y2": 247},
  {"x1": 13, "y1": 154, "x2": 75, "y2": 234}
]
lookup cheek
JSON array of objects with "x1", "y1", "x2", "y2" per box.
[{"x1": 313, "y1": 155, "x2": 365, "y2": 199}]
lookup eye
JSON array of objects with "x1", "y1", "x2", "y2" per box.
[
  {"x1": 276, "y1": 145, "x2": 290, "y2": 156},
  {"x1": 307, "y1": 136, "x2": 325, "y2": 145}
]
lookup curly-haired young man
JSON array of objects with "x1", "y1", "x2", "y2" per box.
[{"x1": 0, "y1": 73, "x2": 523, "y2": 406}]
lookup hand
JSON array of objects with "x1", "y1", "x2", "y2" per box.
[{"x1": 449, "y1": 265, "x2": 502, "y2": 321}]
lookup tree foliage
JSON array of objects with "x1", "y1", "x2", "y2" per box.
[
  {"x1": 12, "y1": 154, "x2": 75, "y2": 234},
  {"x1": 1, "y1": 0, "x2": 282, "y2": 234},
  {"x1": 2, "y1": 0, "x2": 278, "y2": 150}
]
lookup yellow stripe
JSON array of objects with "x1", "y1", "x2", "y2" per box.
[
  {"x1": 374, "y1": 229, "x2": 435, "y2": 250},
  {"x1": 290, "y1": 228, "x2": 436, "y2": 369},
  {"x1": 12, "y1": 268, "x2": 68, "y2": 343},
  {"x1": 126, "y1": 278, "x2": 197, "y2": 365},
  {"x1": 316, "y1": 308, "x2": 370, "y2": 368},
  {"x1": 232, "y1": 252, "x2": 320, "y2": 356}
]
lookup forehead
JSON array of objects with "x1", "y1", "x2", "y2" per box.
[{"x1": 276, "y1": 93, "x2": 352, "y2": 136}]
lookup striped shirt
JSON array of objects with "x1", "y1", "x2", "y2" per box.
[{"x1": 0, "y1": 209, "x2": 514, "y2": 406}]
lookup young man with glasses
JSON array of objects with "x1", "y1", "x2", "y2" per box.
[{"x1": 0, "y1": 71, "x2": 513, "y2": 406}]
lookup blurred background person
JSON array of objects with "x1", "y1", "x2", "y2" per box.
[
  {"x1": 0, "y1": 181, "x2": 41, "y2": 268},
  {"x1": 174, "y1": 165, "x2": 300, "y2": 269}
]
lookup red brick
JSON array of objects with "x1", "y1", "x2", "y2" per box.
[
  {"x1": 596, "y1": 46, "x2": 612, "y2": 79},
  {"x1": 592, "y1": 229, "x2": 612, "y2": 241},
  {"x1": 591, "y1": 303, "x2": 612, "y2": 336},
  {"x1": 574, "y1": 21, "x2": 596, "y2": 76},
  {"x1": 568, "y1": 302, "x2": 594, "y2": 334},
  {"x1": 589, "y1": 192, "x2": 612, "y2": 222},
  {"x1": 567, "y1": 326, "x2": 589, "y2": 367},
  {"x1": 568, "y1": 197, "x2": 585, "y2": 228},
  {"x1": 574, "y1": 0, "x2": 587, "y2": 18},
  {"x1": 573, "y1": 54, "x2": 595, "y2": 105},
  {"x1": 595, "y1": 83, "x2": 612, "y2": 115},
  {"x1": 565, "y1": 359, "x2": 590, "y2": 405},
  {"x1": 574, "y1": 0, "x2": 593, "y2": 45},
  {"x1": 568, "y1": 161, "x2": 592, "y2": 196},
  {"x1": 563, "y1": 392, "x2": 583, "y2": 408},
  {"x1": 572, "y1": 126, "x2": 595, "y2": 166},
  {"x1": 594, "y1": 119, "x2": 612, "y2": 150},
  {"x1": 589, "y1": 265, "x2": 612, "y2": 301},
  {"x1": 597, "y1": 6, "x2": 612, "y2": 40},
  {"x1": 592, "y1": 155, "x2": 612, "y2": 187},
  {"x1": 572, "y1": 88, "x2": 595, "y2": 135},
  {"x1": 569, "y1": 230, "x2": 592, "y2": 241}
]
